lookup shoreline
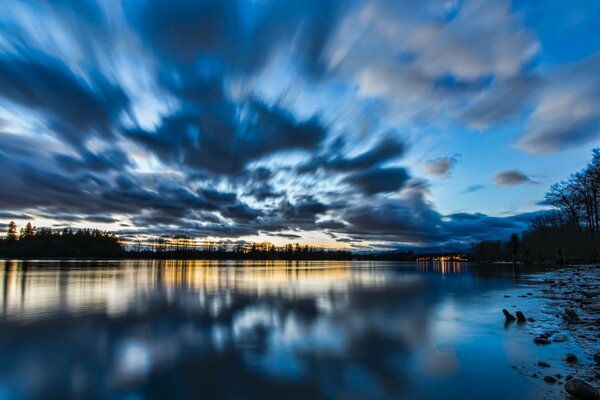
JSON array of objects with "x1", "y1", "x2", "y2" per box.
[{"x1": 512, "y1": 265, "x2": 600, "y2": 398}]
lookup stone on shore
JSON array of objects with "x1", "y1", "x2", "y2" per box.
[
  {"x1": 565, "y1": 353, "x2": 578, "y2": 364},
  {"x1": 534, "y1": 336, "x2": 550, "y2": 345},
  {"x1": 564, "y1": 309, "x2": 581, "y2": 324},
  {"x1": 503, "y1": 309, "x2": 516, "y2": 321},
  {"x1": 516, "y1": 311, "x2": 526, "y2": 322},
  {"x1": 543, "y1": 376, "x2": 557, "y2": 383},
  {"x1": 564, "y1": 378, "x2": 600, "y2": 400},
  {"x1": 537, "y1": 361, "x2": 551, "y2": 368},
  {"x1": 594, "y1": 352, "x2": 600, "y2": 366}
]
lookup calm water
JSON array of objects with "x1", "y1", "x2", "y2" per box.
[{"x1": 0, "y1": 260, "x2": 573, "y2": 399}]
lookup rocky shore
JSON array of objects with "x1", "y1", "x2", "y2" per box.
[{"x1": 506, "y1": 265, "x2": 600, "y2": 399}]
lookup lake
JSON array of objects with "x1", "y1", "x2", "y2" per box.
[{"x1": 0, "y1": 260, "x2": 574, "y2": 399}]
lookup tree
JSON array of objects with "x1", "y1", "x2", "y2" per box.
[
  {"x1": 24, "y1": 222, "x2": 35, "y2": 238},
  {"x1": 507, "y1": 233, "x2": 520, "y2": 264},
  {"x1": 6, "y1": 221, "x2": 17, "y2": 241}
]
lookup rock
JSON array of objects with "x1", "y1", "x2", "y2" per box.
[
  {"x1": 566, "y1": 353, "x2": 579, "y2": 364},
  {"x1": 538, "y1": 361, "x2": 551, "y2": 368},
  {"x1": 516, "y1": 311, "x2": 527, "y2": 323},
  {"x1": 553, "y1": 335, "x2": 568, "y2": 343},
  {"x1": 567, "y1": 375, "x2": 574, "y2": 381},
  {"x1": 503, "y1": 309, "x2": 516, "y2": 321},
  {"x1": 527, "y1": 317, "x2": 536, "y2": 322},
  {"x1": 564, "y1": 309, "x2": 581, "y2": 324},
  {"x1": 564, "y1": 378, "x2": 600, "y2": 400},
  {"x1": 594, "y1": 352, "x2": 600, "y2": 366},
  {"x1": 534, "y1": 336, "x2": 551, "y2": 345},
  {"x1": 544, "y1": 375, "x2": 557, "y2": 384}
]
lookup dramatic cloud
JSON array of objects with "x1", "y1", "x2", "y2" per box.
[
  {"x1": 493, "y1": 171, "x2": 535, "y2": 186},
  {"x1": 0, "y1": 52, "x2": 129, "y2": 144},
  {"x1": 0, "y1": 0, "x2": 598, "y2": 248},
  {"x1": 129, "y1": 96, "x2": 328, "y2": 175},
  {"x1": 516, "y1": 54, "x2": 600, "y2": 153},
  {"x1": 344, "y1": 167, "x2": 411, "y2": 194}
]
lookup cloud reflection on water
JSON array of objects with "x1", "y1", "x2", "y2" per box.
[{"x1": 0, "y1": 260, "x2": 546, "y2": 399}]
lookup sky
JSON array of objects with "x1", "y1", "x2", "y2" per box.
[{"x1": 1, "y1": 0, "x2": 600, "y2": 250}]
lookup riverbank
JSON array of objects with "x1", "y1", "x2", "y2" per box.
[{"x1": 511, "y1": 265, "x2": 600, "y2": 399}]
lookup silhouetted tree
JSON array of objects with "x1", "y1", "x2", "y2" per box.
[
  {"x1": 6, "y1": 221, "x2": 17, "y2": 241},
  {"x1": 507, "y1": 233, "x2": 520, "y2": 264},
  {"x1": 19, "y1": 222, "x2": 36, "y2": 239},
  {"x1": 474, "y1": 148, "x2": 600, "y2": 263}
]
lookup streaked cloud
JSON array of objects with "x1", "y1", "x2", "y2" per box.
[
  {"x1": 493, "y1": 171, "x2": 536, "y2": 186},
  {"x1": 0, "y1": 0, "x2": 598, "y2": 248}
]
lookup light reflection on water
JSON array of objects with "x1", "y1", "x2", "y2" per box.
[{"x1": 0, "y1": 260, "x2": 563, "y2": 399}]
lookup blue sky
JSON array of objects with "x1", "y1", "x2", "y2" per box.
[{"x1": 0, "y1": 0, "x2": 599, "y2": 249}]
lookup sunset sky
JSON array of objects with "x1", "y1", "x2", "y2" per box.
[{"x1": 1, "y1": 0, "x2": 600, "y2": 250}]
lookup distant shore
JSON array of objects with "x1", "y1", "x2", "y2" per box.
[{"x1": 0, "y1": 251, "x2": 466, "y2": 262}]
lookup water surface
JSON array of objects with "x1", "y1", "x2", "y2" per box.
[{"x1": 0, "y1": 260, "x2": 571, "y2": 399}]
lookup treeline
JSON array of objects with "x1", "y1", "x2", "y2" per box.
[
  {"x1": 129, "y1": 242, "x2": 460, "y2": 261},
  {"x1": 130, "y1": 241, "x2": 355, "y2": 260},
  {"x1": 0, "y1": 222, "x2": 122, "y2": 257},
  {"x1": 472, "y1": 148, "x2": 600, "y2": 263},
  {"x1": 0, "y1": 222, "x2": 466, "y2": 261},
  {"x1": 0, "y1": 223, "x2": 359, "y2": 260}
]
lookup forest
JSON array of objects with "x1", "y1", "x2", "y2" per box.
[
  {"x1": 0, "y1": 222, "x2": 123, "y2": 257},
  {"x1": 472, "y1": 149, "x2": 600, "y2": 263},
  {"x1": 0, "y1": 222, "x2": 457, "y2": 260}
]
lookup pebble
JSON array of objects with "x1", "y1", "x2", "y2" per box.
[
  {"x1": 566, "y1": 353, "x2": 579, "y2": 364},
  {"x1": 564, "y1": 378, "x2": 600, "y2": 400},
  {"x1": 543, "y1": 376, "x2": 557, "y2": 384},
  {"x1": 534, "y1": 336, "x2": 550, "y2": 345},
  {"x1": 537, "y1": 361, "x2": 551, "y2": 368}
]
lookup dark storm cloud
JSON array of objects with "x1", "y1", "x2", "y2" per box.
[
  {"x1": 0, "y1": 51, "x2": 128, "y2": 144},
  {"x1": 299, "y1": 134, "x2": 407, "y2": 173},
  {"x1": 127, "y1": 0, "x2": 344, "y2": 79},
  {"x1": 55, "y1": 148, "x2": 132, "y2": 172},
  {"x1": 493, "y1": 170, "x2": 536, "y2": 186},
  {"x1": 276, "y1": 197, "x2": 328, "y2": 224},
  {"x1": 0, "y1": 140, "x2": 266, "y2": 237},
  {"x1": 0, "y1": 211, "x2": 33, "y2": 220},
  {"x1": 334, "y1": 202, "x2": 542, "y2": 245},
  {"x1": 442, "y1": 211, "x2": 544, "y2": 242},
  {"x1": 241, "y1": 167, "x2": 283, "y2": 201},
  {"x1": 344, "y1": 167, "x2": 411, "y2": 194},
  {"x1": 130, "y1": 94, "x2": 327, "y2": 175},
  {"x1": 220, "y1": 203, "x2": 263, "y2": 222},
  {"x1": 1, "y1": 0, "x2": 585, "y2": 249},
  {"x1": 268, "y1": 232, "x2": 302, "y2": 240},
  {"x1": 297, "y1": 134, "x2": 411, "y2": 195},
  {"x1": 316, "y1": 220, "x2": 347, "y2": 230}
]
